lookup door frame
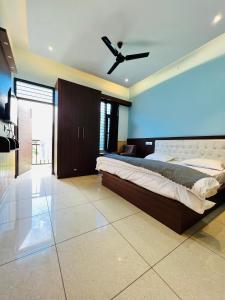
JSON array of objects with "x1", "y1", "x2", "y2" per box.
[{"x1": 14, "y1": 78, "x2": 55, "y2": 174}]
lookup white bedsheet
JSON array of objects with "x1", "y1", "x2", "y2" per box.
[{"x1": 96, "y1": 157, "x2": 225, "y2": 214}]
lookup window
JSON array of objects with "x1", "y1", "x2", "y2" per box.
[
  {"x1": 15, "y1": 79, "x2": 54, "y2": 104},
  {"x1": 99, "y1": 101, "x2": 112, "y2": 153},
  {"x1": 99, "y1": 100, "x2": 119, "y2": 153}
]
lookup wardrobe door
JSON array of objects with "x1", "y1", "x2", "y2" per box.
[
  {"x1": 78, "y1": 89, "x2": 101, "y2": 176},
  {"x1": 57, "y1": 79, "x2": 80, "y2": 178},
  {"x1": 17, "y1": 100, "x2": 32, "y2": 175},
  {"x1": 56, "y1": 79, "x2": 101, "y2": 178}
]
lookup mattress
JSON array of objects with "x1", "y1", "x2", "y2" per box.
[{"x1": 96, "y1": 156, "x2": 225, "y2": 214}]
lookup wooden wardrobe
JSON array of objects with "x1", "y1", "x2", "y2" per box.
[{"x1": 54, "y1": 79, "x2": 101, "y2": 178}]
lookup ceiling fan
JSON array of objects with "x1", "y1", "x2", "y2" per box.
[{"x1": 101, "y1": 36, "x2": 150, "y2": 74}]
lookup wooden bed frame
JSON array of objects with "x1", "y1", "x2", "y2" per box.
[{"x1": 102, "y1": 171, "x2": 225, "y2": 234}]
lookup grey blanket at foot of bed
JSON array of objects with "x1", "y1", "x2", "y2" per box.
[{"x1": 105, "y1": 154, "x2": 210, "y2": 189}]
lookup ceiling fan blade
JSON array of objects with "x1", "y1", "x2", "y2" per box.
[
  {"x1": 101, "y1": 36, "x2": 118, "y2": 56},
  {"x1": 125, "y1": 52, "x2": 149, "y2": 61},
  {"x1": 107, "y1": 61, "x2": 120, "y2": 74}
]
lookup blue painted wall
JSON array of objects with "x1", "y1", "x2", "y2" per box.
[{"x1": 128, "y1": 56, "x2": 225, "y2": 138}]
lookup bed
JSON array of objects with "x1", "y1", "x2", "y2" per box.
[{"x1": 96, "y1": 138, "x2": 225, "y2": 234}]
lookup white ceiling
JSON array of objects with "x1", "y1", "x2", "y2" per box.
[{"x1": 26, "y1": 0, "x2": 225, "y2": 86}]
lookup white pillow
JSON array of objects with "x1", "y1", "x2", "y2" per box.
[
  {"x1": 145, "y1": 153, "x2": 174, "y2": 162},
  {"x1": 182, "y1": 158, "x2": 225, "y2": 171}
]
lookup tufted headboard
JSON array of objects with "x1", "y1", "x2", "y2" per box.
[{"x1": 155, "y1": 139, "x2": 225, "y2": 163}]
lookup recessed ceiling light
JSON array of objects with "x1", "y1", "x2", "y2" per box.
[
  {"x1": 212, "y1": 13, "x2": 223, "y2": 25},
  {"x1": 125, "y1": 78, "x2": 129, "y2": 82},
  {"x1": 48, "y1": 45, "x2": 53, "y2": 51}
]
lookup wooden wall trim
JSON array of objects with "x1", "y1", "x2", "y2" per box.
[
  {"x1": 0, "y1": 27, "x2": 17, "y2": 73},
  {"x1": 101, "y1": 93, "x2": 132, "y2": 107}
]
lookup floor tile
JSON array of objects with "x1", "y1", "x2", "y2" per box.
[
  {"x1": 78, "y1": 182, "x2": 117, "y2": 201},
  {"x1": 42, "y1": 175, "x2": 59, "y2": 186},
  {"x1": 94, "y1": 195, "x2": 140, "y2": 222},
  {"x1": 213, "y1": 209, "x2": 225, "y2": 225},
  {"x1": 114, "y1": 212, "x2": 187, "y2": 265},
  {"x1": 69, "y1": 175, "x2": 101, "y2": 185},
  {"x1": 114, "y1": 269, "x2": 179, "y2": 300},
  {"x1": 31, "y1": 165, "x2": 52, "y2": 178},
  {"x1": 15, "y1": 177, "x2": 44, "y2": 189},
  {"x1": 0, "y1": 213, "x2": 54, "y2": 265},
  {"x1": 57, "y1": 225, "x2": 149, "y2": 300},
  {"x1": 182, "y1": 204, "x2": 225, "y2": 237},
  {"x1": 192, "y1": 219, "x2": 225, "y2": 258},
  {"x1": 47, "y1": 190, "x2": 89, "y2": 211},
  {"x1": 154, "y1": 239, "x2": 225, "y2": 300},
  {"x1": 50, "y1": 203, "x2": 108, "y2": 243},
  {"x1": 0, "y1": 247, "x2": 65, "y2": 300},
  {"x1": 2, "y1": 167, "x2": 225, "y2": 299},
  {"x1": 0, "y1": 197, "x2": 48, "y2": 224},
  {"x1": 2, "y1": 183, "x2": 46, "y2": 202},
  {"x1": 197, "y1": 204, "x2": 225, "y2": 226},
  {"x1": 0, "y1": 189, "x2": 16, "y2": 204},
  {"x1": 45, "y1": 181, "x2": 80, "y2": 195}
]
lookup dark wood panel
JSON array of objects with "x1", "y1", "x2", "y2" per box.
[
  {"x1": 128, "y1": 135, "x2": 225, "y2": 158},
  {"x1": 127, "y1": 138, "x2": 154, "y2": 157},
  {"x1": 101, "y1": 93, "x2": 131, "y2": 107},
  {"x1": 0, "y1": 27, "x2": 17, "y2": 73},
  {"x1": 102, "y1": 171, "x2": 225, "y2": 234},
  {"x1": 0, "y1": 27, "x2": 16, "y2": 201},
  {"x1": 0, "y1": 122, "x2": 16, "y2": 201}
]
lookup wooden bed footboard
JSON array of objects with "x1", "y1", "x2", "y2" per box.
[{"x1": 102, "y1": 171, "x2": 224, "y2": 234}]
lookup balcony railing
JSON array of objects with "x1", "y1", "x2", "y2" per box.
[{"x1": 32, "y1": 139, "x2": 52, "y2": 165}]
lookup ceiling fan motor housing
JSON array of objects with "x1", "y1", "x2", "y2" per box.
[{"x1": 116, "y1": 53, "x2": 125, "y2": 63}]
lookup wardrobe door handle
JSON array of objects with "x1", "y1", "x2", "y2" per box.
[
  {"x1": 83, "y1": 127, "x2": 85, "y2": 140},
  {"x1": 77, "y1": 127, "x2": 80, "y2": 140}
]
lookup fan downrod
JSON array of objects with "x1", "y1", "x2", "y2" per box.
[{"x1": 117, "y1": 41, "x2": 123, "y2": 49}]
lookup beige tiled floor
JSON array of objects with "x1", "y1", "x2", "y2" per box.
[
  {"x1": 0, "y1": 196, "x2": 49, "y2": 224},
  {"x1": 0, "y1": 165, "x2": 225, "y2": 300},
  {"x1": 93, "y1": 195, "x2": 140, "y2": 222}
]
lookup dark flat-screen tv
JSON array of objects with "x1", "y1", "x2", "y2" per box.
[
  {"x1": 0, "y1": 44, "x2": 11, "y2": 121},
  {"x1": 5, "y1": 89, "x2": 17, "y2": 125}
]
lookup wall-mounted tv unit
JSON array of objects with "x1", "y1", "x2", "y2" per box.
[
  {"x1": 0, "y1": 43, "x2": 11, "y2": 121},
  {"x1": 5, "y1": 89, "x2": 17, "y2": 125}
]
